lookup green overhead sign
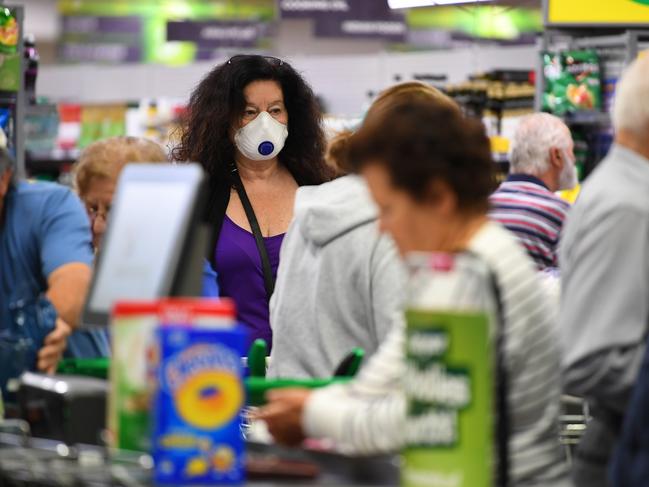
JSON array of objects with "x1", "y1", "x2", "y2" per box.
[
  {"x1": 58, "y1": 0, "x2": 275, "y2": 64},
  {"x1": 407, "y1": 6, "x2": 541, "y2": 40}
]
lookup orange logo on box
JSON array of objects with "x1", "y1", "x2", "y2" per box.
[
  {"x1": 164, "y1": 344, "x2": 243, "y2": 430},
  {"x1": 176, "y1": 371, "x2": 243, "y2": 429}
]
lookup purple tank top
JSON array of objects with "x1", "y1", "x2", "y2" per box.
[{"x1": 214, "y1": 215, "x2": 284, "y2": 350}]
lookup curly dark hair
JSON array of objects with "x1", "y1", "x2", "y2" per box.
[
  {"x1": 173, "y1": 55, "x2": 332, "y2": 186},
  {"x1": 349, "y1": 96, "x2": 496, "y2": 213}
]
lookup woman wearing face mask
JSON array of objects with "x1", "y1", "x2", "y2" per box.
[{"x1": 174, "y1": 55, "x2": 333, "y2": 349}]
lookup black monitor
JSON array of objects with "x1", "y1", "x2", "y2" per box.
[{"x1": 80, "y1": 163, "x2": 209, "y2": 328}]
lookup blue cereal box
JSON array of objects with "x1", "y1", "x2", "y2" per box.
[{"x1": 152, "y1": 325, "x2": 247, "y2": 485}]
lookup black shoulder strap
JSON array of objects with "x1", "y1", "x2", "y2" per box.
[
  {"x1": 205, "y1": 172, "x2": 231, "y2": 270},
  {"x1": 230, "y1": 167, "x2": 275, "y2": 301},
  {"x1": 489, "y1": 269, "x2": 510, "y2": 487}
]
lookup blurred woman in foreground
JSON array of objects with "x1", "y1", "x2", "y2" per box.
[{"x1": 257, "y1": 85, "x2": 570, "y2": 486}]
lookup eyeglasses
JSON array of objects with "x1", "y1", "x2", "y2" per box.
[
  {"x1": 227, "y1": 54, "x2": 284, "y2": 67},
  {"x1": 85, "y1": 203, "x2": 110, "y2": 225}
]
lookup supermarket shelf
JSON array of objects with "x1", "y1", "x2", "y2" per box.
[
  {"x1": 26, "y1": 149, "x2": 79, "y2": 173},
  {"x1": 562, "y1": 111, "x2": 612, "y2": 126},
  {"x1": 0, "y1": 90, "x2": 18, "y2": 105}
]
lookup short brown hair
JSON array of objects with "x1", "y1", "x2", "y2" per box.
[
  {"x1": 74, "y1": 136, "x2": 168, "y2": 195},
  {"x1": 329, "y1": 82, "x2": 459, "y2": 174},
  {"x1": 348, "y1": 94, "x2": 495, "y2": 212}
]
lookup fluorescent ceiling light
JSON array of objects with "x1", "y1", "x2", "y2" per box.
[{"x1": 388, "y1": 0, "x2": 494, "y2": 8}]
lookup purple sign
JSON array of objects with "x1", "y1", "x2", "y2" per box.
[
  {"x1": 59, "y1": 43, "x2": 142, "y2": 63},
  {"x1": 280, "y1": 0, "x2": 400, "y2": 19},
  {"x1": 279, "y1": 0, "x2": 407, "y2": 41},
  {"x1": 279, "y1": 0, "x2": 352, "y2": 18},
  {"x1": 62, "y1": 15, "x2": 143, "y2": 35},
  {"x1": 60, "y1": 15, "x2": 142, "y2": 63},
  {"x1": 314, "y1": 16, "x2": 407, "y2": 41},
  {"x1": 167, "y1": 21, "x2": 266, "y2": 48}
]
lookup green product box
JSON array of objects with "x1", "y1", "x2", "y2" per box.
[
  {"x1": 402, "y1": 310, "x2": 494, "y2": 487},
  {"x1": 109, "y1": 302, "x2": 160, "y2": 452},
  {"x1": 0, "y1": 52, "x2": 20, "y2": 92}
]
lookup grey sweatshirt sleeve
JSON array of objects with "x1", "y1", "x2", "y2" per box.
[
  {"x1": 369, "y1": 236, "x2": 407, "y2": 345},
  {"x1": 560, "y1": 209, "x2": 649, "y2": 408},
  {"x1": 564, "y1": 345, "x2": 646, "y2": 415}
]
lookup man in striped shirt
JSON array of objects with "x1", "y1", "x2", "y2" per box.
[{"x1": 489, "y1": 113, "x2": 576, "y2": 270}]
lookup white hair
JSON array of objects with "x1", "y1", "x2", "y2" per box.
[
  {"x1": 509, "y1": 113, "x2": 571, "y2": 176},
  {"x1": 613, "y1": 56, "x2": 649, "y2": 135}
]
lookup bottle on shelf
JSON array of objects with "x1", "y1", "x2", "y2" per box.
[{"x1": 24, "y1": 34, "x2": 39, "y2": 105}]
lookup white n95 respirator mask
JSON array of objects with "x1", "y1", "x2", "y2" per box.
[{"x1": 234, "y1": 111, "x2": 289, "y2": 161}]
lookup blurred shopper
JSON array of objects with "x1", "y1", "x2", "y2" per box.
[
  {"x1": 74, "y1": 136, "x2": 168, "y2": 251},
  {"x1": 257, "y1": 87, "x2": 569, "y2": 486},
  {"x1": 73, "y1": 135, "x2": 219, "y2": 299},
  {"x1": 173, "y1": 55, "x2": 333, "y2": 349},
  {"x1": 489, "y1": 113, "x2": 576, "y2": 271},
  {"x1": 268, "y1": 84, "x2": 444, "y2": 379},
  {"x1": 560, "y1": 56, "x2": 649, "y2": 487},
  {"x1": 0, "y1": 148, "x2": 93, "y2": 392},
  {"x1": 609, "y1": 333, "x2": 649, "y2": 486}
]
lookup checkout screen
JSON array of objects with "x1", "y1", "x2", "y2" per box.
[{"x1": 87, "y1": 181, "x2": 195, "y2": 313}]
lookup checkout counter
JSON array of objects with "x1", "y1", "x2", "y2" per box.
[
  {"x1": 0, "y1": 434, "x2": 399, "y2": 486},
  {"x1": 1, "y1": 343, "x2": 382, "y2": 487},
  {"x1": 0, "y1": 165, "x2": 399, "y2": 485}
]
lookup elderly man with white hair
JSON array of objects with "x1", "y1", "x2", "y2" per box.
[
  {"x1": 559, "y1": 56, "x2": 649, "y2": 486},
  {"x1": 489, "y1": 112, "x2": 576, "y2": 270}
]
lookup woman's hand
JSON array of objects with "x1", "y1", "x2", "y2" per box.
[
  {"x1": 254, "y1": 388, "x2": 312, "y2": 447},
  {"x1": 38, "y1": 318, "x2": 71, "y2": 374}
]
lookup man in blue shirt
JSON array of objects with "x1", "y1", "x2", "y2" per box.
[{"x1": 0, "y1": 148, "x2": 100, "y2": 391}]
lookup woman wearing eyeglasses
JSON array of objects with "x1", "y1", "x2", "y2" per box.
[
  {"x1": 74, "y1": 136, "x2": 169, "y2": 252},
  {"x1": 63, "y1": 136, "x2": 170, "y2": 360},
  {"x1": 174, "y1": 55, "x2": 333, "y2": 350},
  {"x1": 73, "y1": 136, "x2": 221, "y2": 298}
]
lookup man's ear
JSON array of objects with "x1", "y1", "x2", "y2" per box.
[{"x1": 549, "y1": 147, "x2": 564, "y2": 171}]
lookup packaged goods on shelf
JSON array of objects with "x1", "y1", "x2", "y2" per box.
[
  {"x1": 26, "y1": 98, "x2": 187, "y2": 180},
  {"x1": 0, "y1": 8, "x2": 20, "y2": 93},
  {"x1": 79, "y1": 104, "x2": 127, "y2": 148},
  {"x1": 445, "y1": 70, "x2": 535, "y2": 125},
  {"x1": 542, "y1": 50, "x2": 602, "y2": 115},
  {"x1": 25, "y1": 104, "x2": 58, "y2": 155}
]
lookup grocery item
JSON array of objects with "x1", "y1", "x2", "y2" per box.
[
  {"x1": 24, "y1": 34, "x2": 39, "y2": 104},
  {"x1": 0, "y1": 8, "x2": 18, "y2": 55},
  {"x1": 109, "y1": 298, "x2": 238, "y2": 453},
  {"x1": 401, "y1": 253, "x2": 496, "y2": 487},
  {"x1": 79, "y1": 104, "x2": 127, "y2": 148},
  {"x1": 152, "y1": 324, "x2": 247, "y2": 485},
  {"x1": 543, "y1": 50, "x2": 602, "y2": 115},
  {"x1": 157, "y1": 298, "x2": 237, "y2": 329},
  {"x1": 0, "y1": 8, "x2": 19, "y2": 93},
  {"x1": 109, "y1": 301, "x2": 160, "y2": 452}
]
